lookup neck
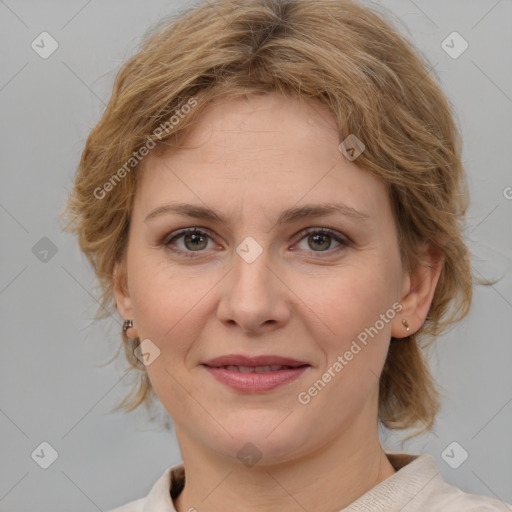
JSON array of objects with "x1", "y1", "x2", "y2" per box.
[{"x1": 172, "y1": 411, "x2": 396, "y2": 512}]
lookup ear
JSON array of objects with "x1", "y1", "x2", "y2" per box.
[
  {"x1": 391, "y1": 244, "x2": 443, "y2": 338},
  {"x1": 113, "y1": 260, "x2": 138, "y2": 338}
]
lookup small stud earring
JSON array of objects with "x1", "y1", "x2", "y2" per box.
[
  {"x1": 402, "y1": 319, "x2": 410, "y2": 332},
  {"x1": 123, "y1": 319, "x2": 133, "y2": 335}
]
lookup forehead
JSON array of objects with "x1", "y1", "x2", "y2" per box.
[
  {"x1": 135, "y1": 93, "x2": 390, "y2": 224},
  {"x1": 182, "y1": 93, "x2": 340, "y2": 153}
]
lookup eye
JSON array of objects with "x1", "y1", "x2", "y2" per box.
[
  {"x1": 293, "y1": 228, "x2": 350, "y2": 256},
  {"x1": 163, "y1": 228, "x2": 216, "y2": 258},
  {"x1": 162, "y1": 227, "x2": 350, "y2": 259}
]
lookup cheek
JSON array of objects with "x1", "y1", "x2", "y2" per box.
[
  {"x1": 126, "y1": 262, "x2": 208, "y2": 413},
  {"x1": 299, "y1": 270, "x2": 398, "y2": 408},
  {"x1": 297, "y1": 263, "x2": 400, "y2": 407},
  {"x1": 127, "y1": 253, "x2": 176, "y2": 331},
  {"x1": 304, "y1": 264, "x2": 398, "y2": 341},
  {"x1": 127, "y1": 254, "x2": 218, "y2": 356}
]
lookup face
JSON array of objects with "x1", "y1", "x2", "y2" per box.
[{"x1": 114, "y1": 93, "x2": 415, "y2": 465}]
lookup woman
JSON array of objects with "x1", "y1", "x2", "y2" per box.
[{"x1": 62, "y1": 0, "x2": 511, "y2": 510}]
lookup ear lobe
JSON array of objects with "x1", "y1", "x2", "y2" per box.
[
  {"x1": 113, "y1": 261, "x2": 133, "y2": 320},
  {"x1": 392, "y1": 245, "x2": 443, "y2": 338}
]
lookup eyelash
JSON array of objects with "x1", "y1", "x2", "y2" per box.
[{"x1": 162, "y1": 227, "x2": 351, "y2": 259}]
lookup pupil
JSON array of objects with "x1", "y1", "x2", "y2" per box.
[
  {"x1": 186, "y1": 233, "x2": 206, "y2": 250},
  {"x1": 310, "y1": 234, "x2": 330, "y2": 251}
]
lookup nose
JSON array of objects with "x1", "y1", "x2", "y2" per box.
[{"x1": 216, "y1": 241, "x2": 291, "y2": 335}]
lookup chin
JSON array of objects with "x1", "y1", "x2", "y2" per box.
[{"x1": 209, "y1": 417, "x2": 310, "y2": 466}]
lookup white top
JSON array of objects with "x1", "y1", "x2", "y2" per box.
[{"x1": 107, "y1": 452, "x2": 512, "y2": 511}]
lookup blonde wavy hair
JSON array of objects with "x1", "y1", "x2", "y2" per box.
[{"x1": 61, "y1": 0, "x2": 474, "y2": 438}]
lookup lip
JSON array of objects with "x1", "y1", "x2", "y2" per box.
[
  {"x1": 202, "y1": 354, "x2": 309, "y2": 367},
  {"x1": 201, "y1": 354, "x2": 311, "y2": 393}
]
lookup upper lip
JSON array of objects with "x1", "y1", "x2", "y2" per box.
[{"x1": 202, "y1": 354, "x2": 310, "y2": 368}]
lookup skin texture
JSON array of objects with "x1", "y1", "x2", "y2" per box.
[{"x1": 114, "y1": 93, "x2": 442, "y2": 512}]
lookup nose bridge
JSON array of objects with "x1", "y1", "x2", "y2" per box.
[
  {"x1": 217, "y1": 234, "x2": 287, "y2": 332},
  {"x1": 232, "y1": 234, "x2": 273, "y2": 298}
]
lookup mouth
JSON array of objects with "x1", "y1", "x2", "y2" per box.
[
  {"x1": 202, "y1": 354, "x2": 310, "y2": 368},
  {"x1": 204, "y1": 364, "x2": 309, "y2": 373},
  {"x1": 201, "y1": 354, "x2": 311, "y2": 392}
]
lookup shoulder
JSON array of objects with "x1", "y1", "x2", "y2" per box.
[
  {"x1": 105, "y1": 497, "x2": 145, "y2": 512},
  {"x1": 104, "y1": 464, "x2": 181, "y2": 512},
  {"x1": 425, "y1": 479, "x2": 512, "y2": 511},
  {"x1": 382, "y1": 453, "x2": 512, "y2": 512}
]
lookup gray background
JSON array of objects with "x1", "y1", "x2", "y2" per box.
[{"x1": 1, "y1": 0, "x2": 511, "y2": 510}]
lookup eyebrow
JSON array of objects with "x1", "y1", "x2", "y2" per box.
[{"x1": 145, "y1": 202, "x2": 370, "y2": 225}]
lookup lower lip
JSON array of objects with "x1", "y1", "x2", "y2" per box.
[{"x1": 202, "y1": 365, "x2": 310, "y2": 392}]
